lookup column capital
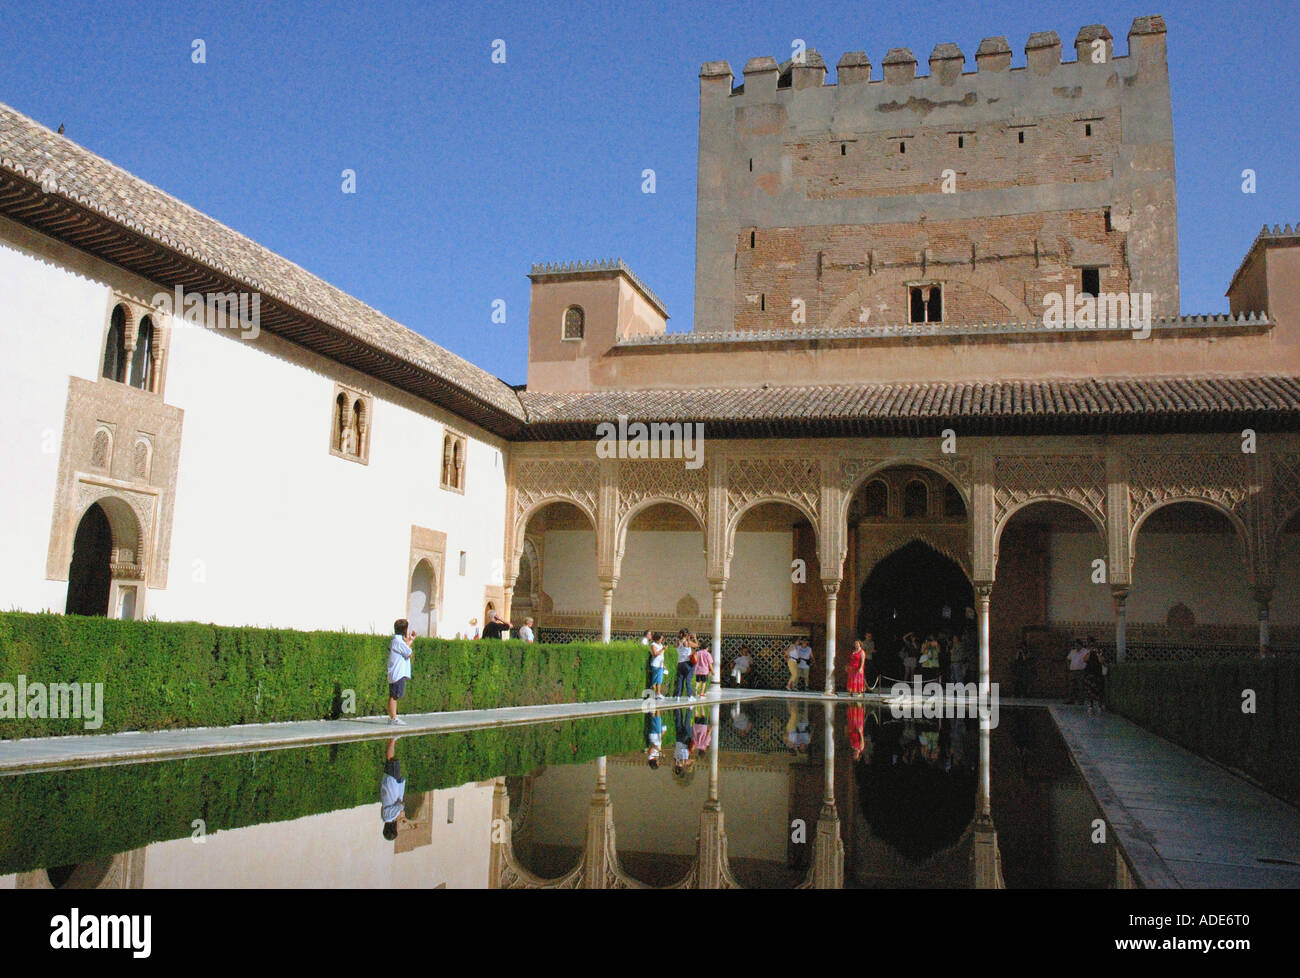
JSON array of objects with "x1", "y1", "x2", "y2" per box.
[
  {"x1": 708, "y1": 578, "x2": 727, "y2": 594},
  {"x1": 1109, "y1": 585, "x2": 1129, "y2": 604},
  {"x1": 821, "y1": 578, "x2": 842, "y2": 597}
]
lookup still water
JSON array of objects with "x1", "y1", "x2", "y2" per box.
[{"x1": 0, "y1": 702, "x2": 1118, "y2": 889}]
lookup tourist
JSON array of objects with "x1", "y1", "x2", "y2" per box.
[
  {"x1": 901, "y1": 632, "x2": 920, "y2": 682},
  {"x1": 787, "y1": 636, "x2": 814, "y2": 691},
  {"x1": 387, "y1": 618, "x2": 414, "y2": 726},
  {"x1": 518, "y1": 617, "x2": 535, "y2": 643},
  {"x1": 648, "y1": 631, "x2": 666, "y2": 700},
  {"x1": 641, "y1": 628, "x2": 653, "y2": 645},
  {"x1": 847, "y1": 639, "x2": 867, "y2": 696},
  {"x1": 1011, "y1": 643, "x2": 1034, "y2": 698},
  {"x1": 730, "y1": 702, "x2": 752, "y2": 737},
  {"x1": 645, "y1": 710, "x2": 663, "y2": 769},
  {"x1": 482, "y1": 607, "x2": 511, "y2": 639},
  {"x1": 673, "y1": 629, "x2": 695, "y2": 699},
  {"x1": 1084, "y1": 641, "x2": 1107, "y2": 716},
  {"x1": 693, "y1": 641, "x2": 714, "y2": 697},
  {"x1": 466, "y1": 617, "x2": 480, "y2": 640},
  {"x1": 380, "y1": 737, "x2": 407, "y2": 840},
  {"x1": 919, "y1": 633, "x2": 941, "y2": 682},
  {"x1": 1066, "y1": 638, "x2": 1089, "y2": 704},
  {"x1": 948, "y1": 631, "x2": 966, "y2": 683},
  {"x1": 730, "y1": 644, "x2": 752, "y2": 687}
]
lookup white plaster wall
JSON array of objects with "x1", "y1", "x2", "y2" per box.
[
  {"x1": 0, "y1": 223, "x2": 510, "y2": 635},
  {"x1": 541, "y1": 529, "x2": 791, "y2": 618},
  {"x1": 0, "y1": 231, "x2": 113, "y2": 614},
  {"x1": 141, "y1": 782, "x2": 494, "y2": 888},
  {"x1": 1048, "y1": 530, "x2": 1263, "y2": 625}
]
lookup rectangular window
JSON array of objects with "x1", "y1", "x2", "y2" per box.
[
  {"x1": 1104, "y1": 208, "x2": 1112, "y2": 232},
  {"x1": 909, "y1": 285, "x2": 942, "y2": 324},
  {"x1": 458, "y1": 551, "x2": 467, "y2": 576},
  {"x1": 957, "y1": 135, "x2": 964, "y2": 149},
  {"x1": 1081, "y1": 267, "x2": 1101, "y2": 297},
  {"x1": 1017, "y1": 130, "x2": 1025, "y2": 144}
]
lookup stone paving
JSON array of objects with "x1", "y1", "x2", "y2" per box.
[{"x1": 1052, "y1": 705, "x2": 1300, "y2": 889}]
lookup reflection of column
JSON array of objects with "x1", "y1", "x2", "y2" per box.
[
  {"x1": 488, "y1": 777, "x2": 510, "y2": 888},
  {"x1": 809, "y1": 703, "x2": 844, "y2": 888},
  {"x1": 697, "y1": 706, "x2": 730, "y2": 888},
  {"x1": 1112, "y1": 586, "x2": 1128, "y2": 663},
  {"x1": 584, "y1": 756, "x2": 617, "y2": 889},
  {"x1": 975, "y1": 583, "x2": 992, "y2": 698},
  {"x1": 823, "y1": 581, "x2": 840, "y2": 695},
  {"x1": 972, "y1": 715, "x2": 1003, "y2": 888},
  {"x1": 599, "y1": 582, "x2": 615, "y2": 643},
  {"x1": 710, "y1": 583, "x2": 725, "y2": 687}
]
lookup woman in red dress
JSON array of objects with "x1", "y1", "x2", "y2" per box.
[
  {"x1": 846, "y1": 704, "x2": 866, "y2": 761},
  {"x1": 847, "y1": 639, "x2": 867, "y2": 695}
]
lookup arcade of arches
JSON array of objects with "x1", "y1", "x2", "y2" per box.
[{"x1": 506, "y1": 438, "x2": 1300, "y2": 691}]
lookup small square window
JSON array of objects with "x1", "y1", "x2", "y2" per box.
[{"x1": 1081, "y1": 267, "x2": 1101, "y2": 297}]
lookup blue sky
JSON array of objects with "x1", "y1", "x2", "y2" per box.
[{"x1": 2, "y1": 0, "x2": 1296, "y2": 385}]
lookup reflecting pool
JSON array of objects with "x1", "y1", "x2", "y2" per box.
[{"x1": 0, "y1": 702, "x2": 1121, "y2": 888}]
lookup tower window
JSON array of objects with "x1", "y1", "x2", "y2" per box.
[
  {"x1": 748, "y1": 158, "x2": 753, "y2": 172},
  {"x1": 1104, "y1": 208, "x2": 1112, "y2": 232},
  {"x1": 1080, "y1": 267, "x2": 1101, "y2": 298},
  {"x1": 840, "y1": 143, "x2": 846, "y2": 156},
  {"x1": 562, "y1": 305, "x2": 584, "y2": 340},
  {"x1": 441, "y1": 432, "x2": 467, "y2": 492},
  {"x1": 909, "y1": 285, "x2": 943, "y2": 324},
  {"x1": 957, "y1": 135, "x2": 964, "y2": 149},
  {"x1": 760, "y1": 294, "x2": 766, "y2": 312},
  {"x1": 750, "y1": 230, "x2": 755, "y2": 248},
  {"x1": 899, "y1": 141, "x2": 906, "y2": 154},
  {"x1": 1084, "y1": 123, "x2": 1093, "y2": 137},
  {"x1": 1017, "y1": 130, "x2": 1025, "y2": 144}
]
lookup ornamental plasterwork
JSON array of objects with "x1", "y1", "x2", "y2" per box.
[
  {"x1": 513, "y1": 458, "x2": 599, "y2": 526},
  {"x1": 992, "y1": 455, "x2": 1107, "y2": 531},
  {"x1": 73, "y1": 479, "x2": 157, "y2": 574},
  {"x1": 858, "y1": 524, "x2": 972, "y2": 581},
  {"x1": 1269, "y1": 452, "x2": 1300, "y2": 533},
  {"x1": 839, "y1": 457, "x2": 887, "y2": 493},
  {"x1": 725, "y1": 456, "x2": 821, "y2": 524},
  {"x1": 616, "y1": 458, "x2": 708, "y2": 526},
  {"x1": 1126, "y1": 452, "x2": 1253, "y2": 523}
]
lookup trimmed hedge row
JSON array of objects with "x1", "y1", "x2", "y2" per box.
[
  {"x1": 1106, "y1": 659, "x2": 1300, "y2": 807},
  {"x1": 0, "y1": 712, "x2": 644, "y2": 874},
  {"x1": 0, "y1": 612, "x2": 647, "y2": 738}
]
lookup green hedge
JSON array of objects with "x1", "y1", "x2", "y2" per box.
[
  {"x1": 0, "y1": 712, "x2": 644, "y2": 874},
  {"x1": 1106, "y1": 658, "x2": 1300, "y2": 806},
  {"x1": 0, "y1": 612, "x2": 646, "y2": 738}
]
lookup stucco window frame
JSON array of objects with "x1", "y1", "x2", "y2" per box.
[
  {"x1": 561, "y1": 305, "x2": 585, "y2": 342},
  {"x1": 328, "y1": 383, "x2": 373, "y2": 465}
]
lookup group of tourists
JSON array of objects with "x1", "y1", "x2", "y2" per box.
[
  {"x1": 1065, "y1": 635, "x2": 1108, "y2": 715},
  {"x1": 643, "y1": 628, "x2": 714, "y2": 701},
  {"x1": 463, "y1": 609, "x2": 535, "y2": 642},
  {"x1": 841, "y1": 627, "x2": 974, "y2": 695}
]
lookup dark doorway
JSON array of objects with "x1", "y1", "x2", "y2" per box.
[
  {"x1": 858, "y1": 541, "x2": 972, "y2": 675},
  {"x1": 66, "y1": 503, "x2": 113, "y2": 616}
]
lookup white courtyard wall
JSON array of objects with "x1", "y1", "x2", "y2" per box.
[{"x1": 0, "y1": 221, "x2": 508, "y2": 635}]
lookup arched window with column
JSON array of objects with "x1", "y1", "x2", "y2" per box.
[
  {"x1": 101, "y1": 304, "x2": 127, "y2": 383},
  {"x1": 128, "y1": 315, "x2": 154, "y2": 390}
]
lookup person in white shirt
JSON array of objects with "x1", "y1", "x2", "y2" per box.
[
  {"x1": 648, "y1": 632, "x2": 666, "y2": 699},
  {"x1": 641, "y1": 628, "x2": 653, "y2": 646},
  {"x1": 387, "y1": 618, "x2": 414, "y2": 726},
  {"x1": 730, "y1": 644, "x2": 753, "y2": 687},
  {"x1": 518, "y1": 617, "x2": 535, "y2": 643},
  {"x1": 1066, "y1": 639, "x2": 1089, "y2": 704}
]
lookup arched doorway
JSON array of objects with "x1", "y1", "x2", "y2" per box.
[
  {"x1": 407, "y1": 560, "x2": 437, "y2": 638},
  {"x1": 858, "y1": 541, "x2": 973, "y2": 680},
  {"x1": 66, "y1": 503, "x2": 113, "y2": 616}
]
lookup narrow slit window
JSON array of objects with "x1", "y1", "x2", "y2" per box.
[
  {"x1": 840, "y1": 143, "x2": 846, "y2": 156},
  {"x1": 748, "y1": 158, "x2": 753, "y2": 172},
  {"x1": 1104, "y1": 208, "x2": 1112, "y2": 232},
  {"x1": 899, "y1": 141, "x2": 906, "y2": 154},
  {"x1": 750, "y1": 230, "x2": 755, "y2": 248},
  {"x1": 957, "y1": 135, "x2": 964, "y2": 149},
  {"x1": 1085, "y1": 123, "x2": 1093, "y2": 137},
  {"x1": 1017, "y1": 130, "x2": 1025, "y2": 144}
]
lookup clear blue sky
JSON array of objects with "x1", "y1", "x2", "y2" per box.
[{"x1": 2, "y1": 0, "x2": 1296, "y2": 385}]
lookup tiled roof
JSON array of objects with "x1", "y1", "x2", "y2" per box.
[
  {"x1": 0, "y1": 101, "x2": 526, "y2": 430},
  {"x1": 517, "y1": 376, "x2": 1300, "y2": 439}
]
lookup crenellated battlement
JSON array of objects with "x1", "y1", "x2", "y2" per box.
[{"x1": 699, "y1": 16, "x2": 1164, "y2": 95}]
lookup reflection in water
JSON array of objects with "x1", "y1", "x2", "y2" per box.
[{"x1": 1, "y1": 703, "x2": 1115, "y2": 889}]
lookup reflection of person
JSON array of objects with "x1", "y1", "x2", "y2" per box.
[
  {"x1": 1011, "y1": 643, "x2": 1034, "y2": 698},
  {"x1": 693, "y1": 644, "x2": 714, "y2": 697},
  {"x1": 673, "y1": 630, "x2": 695, "y2": 699},
  {"x1": 380, "y1": 738, "x2": 407, "y2": 840},
  {"x1": 785, "y1": 702, "x2": 811, "y2": 753},
  {"x1": 645, "y1": 710, "x2": 664, "y2": 769},
  {"x1": 691, "y1": 705, "x2": 712, "y2": 752},
  {"x1": 387, "y1": 618, "x2": 414, "y2": 726},
  {"x1": 730, "y1": 702, "x2": 752, "y2": 736},
  {"x1": 672, "y1": 707, "x2": 695, "y2": 779},
  {"x1": 846, "y1": 704, "x2": 868, "y2": 762}
]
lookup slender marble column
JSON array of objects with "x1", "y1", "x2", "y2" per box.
[
  {"x1": 1112, "y1": 586, "x2": 1128, "y2": 663},
  {"x1": 823, "y1": 581, "x2": 840, "y2": 695},
  {"x1": 710, "y1": 584, "x2": 724, "y2": 688},
  {"x1": 975, "y1": 584, "x2": 992, "y2": 699}
]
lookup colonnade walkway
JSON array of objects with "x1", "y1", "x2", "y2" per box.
[{"x1": 1052, "y1": 705, "x2": 1300, "y2": 888}]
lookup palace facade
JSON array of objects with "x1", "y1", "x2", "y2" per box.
[{"x1": 2, "y1": 14, "x2": 1298, "y2": 691}]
